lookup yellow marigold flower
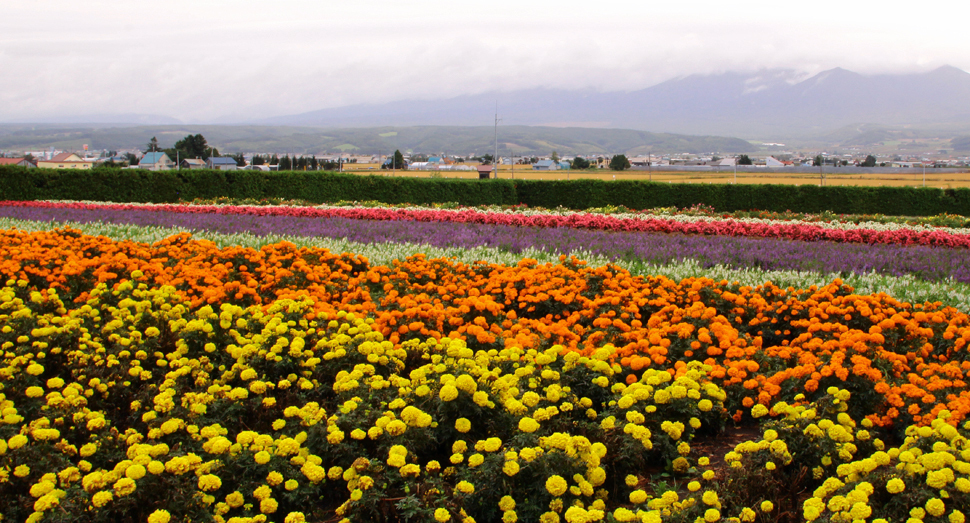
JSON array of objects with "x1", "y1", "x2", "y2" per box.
[
  {"x1": 26, "y1": 363, "x2": 44, "y2": 375},
  {"x1": 26, "y1": 386, "x2": 44, "y2": 398},
  {"x1": 125, "y1": 464, "x2": 146, "y2": 480},
  {"x1": 435, "y1": 508, "x2": 452, "y2": 522},
  {"x1": 630, "y1": 490, "x2": 648, "y2": 504},
  {"x1": 254, "y1": 451, "x2": 272, "y2": 465},
  {"x1": 765, "y1": 462, "x2": 776, "y2": 471},
  {"x1": 455, "y1": 418, "x2": 472, "y2": 433},
  {"x1": 546, "y1": 475, "x2": 568, "y2": 496},
  {"x1": 519, "y1": 417, "x2": 540, "y2": 433},
  {"x1": 261, "y1": 497, "x2": 278, "y2": 514},
  {"x1": 625, "y1": 475, "x2": 638, "y2": 487},
  {"x1": 199, "y1": 474, "x2": 223, "y2": 492},
  {"x1": 499, "y1": 495, "x2": 516, "y2": 511},
  {"x1": 439, "y1": 385, "x2": 459, "y2": 402},
  {"x1": 114, "y1": 477, "x2": 136, "y2": 497},
  {"x1": 503, "y1": 511, "x2": 518, "y2": 523},
  {"x1": 751, "y1": 404, "x2": 769, "y2": 418},
  {"x1": 468, "y1": 454, "x2": 484, "y2": 467},
  {"x1": 92, "y1": 490, "x2": 113, "y2": 507},
  {"x1": 148, "y1": 461, "x2": 165, "y2": 475},
  {"x1": 886, "y1": 478, "x2": 905, "y2": 494},
  {"x1": 688, "y1": 481, "x2": 701, "y2": 492},
  {"x1": 284, "y1": 513, "x2": 307, "y2": 523},
  {"x1": 740, "y1": 507, "x2": 756, "y2": 522},
  {"x1": 267, "y1": 471, "x2": 284, "y2": 486},
  {"x1": 704, "y1": 508, "x2": 720, "y2": 522},
  {"x1": 503, "y1": 460, "x2": 520, "y2": 476},
  {"x1": 253, "y1": 484, "x2": 272, "y2": 500},
  {"x1": 285, "y1": 479, "x2": 299, "y2": 491},
  {"x1": 147, "y1": 510, "x2": 171, "y2": 523},
  {"x1": 702, "y1": 491, "x2": 719, "y2": 506},
  {"x1": 950, "y1": 510, "x2": 966, "y2": 523},
  {"x1": 926, "y1": 498, "x2": 946, "y2": 518},
  {"x1": 9, "y1": 434, "x2": 28, "y2": 450},
  {"x1": 760, "y1": 500, "x2": 773, "y2": 513},
  {"x1": 456, "y1": 481, "x2": 475, "y2": 494}
]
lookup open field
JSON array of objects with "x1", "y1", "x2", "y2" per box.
[{"x1": 340, "y1": 163, "x2": 970, "y2": 188}]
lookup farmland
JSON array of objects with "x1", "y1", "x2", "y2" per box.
[
  {"x1": 0, "y1": 189, "x2": 969, "y2": 523},
  {"x1": 341, "y1": 163, "x2": 970, "y2": 189}
]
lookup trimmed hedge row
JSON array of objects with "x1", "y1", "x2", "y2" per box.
[{"x1": 2, "y1": 166, "x2": 969, "y2": 216}]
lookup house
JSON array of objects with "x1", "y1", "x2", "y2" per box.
[
  {"x1": 532, "y1": 160, "x2": 571, "y2": 170},
  {"x1": 138, "y1": 152, "x2": 174, "y2": 171},
  {"x1": 765, "y1": 156, "x2": 790, "y2": 167},
  {"x1": 36, "y1": 153, "x2": 94, "y2": 170},
  {"x1": 0, "y1": 157, "x2": 36, "y2": 168},
  {"x1": 206, "y1": 157, "x2": 238, "y2": 170},
  {"x1": 476, "y1": 164, "x2": 494, "y2": 179},
  {"x1": 181, "y1": 158, "x2": 206, "y2": 169}
]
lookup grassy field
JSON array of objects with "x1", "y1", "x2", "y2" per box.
[{"x1": 339, "y1": 163, "x2": 970, "y2": 188}]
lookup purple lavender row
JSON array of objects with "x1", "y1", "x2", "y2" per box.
[{"x1": 1, "y1": 205, "x2": 966, "y2": 283}]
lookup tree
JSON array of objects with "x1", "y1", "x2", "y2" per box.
[
  {"x1": 737, "y1": 155, "x2": 753, "y2": 165},
  {"x1": 125, "y1": 152, "x2": 140, "y2": 165},
  {"x1": 231, "y1": 153, "x2": 246, "y2": 167},
  {"x1": 252, "y1": 155, "x2": 265, "y2": 166},
  {"x1": 478, "y1": 154, "x2": 494, "y2": 165},
  {"x1": 174, "y1": 134, "x2": 209, "y2": 159},
  {"x1": 571, "y1": 156, "x2": 591, "y2": 169},
  {"x1": 382, "y1": 150, "x2": 406, "y2": 170},
  {"x1": 609, "y1": 154, "x2": 631, "y2": 171},
  {"x1": 861, "y1": 155, "x2": 877, "y2": 167},
  {"x1": 813, "y1": 155, "x2": 823, "y2": 167},
  {"x1": 145, "y1": 137, "x2": 159, "y2": 153},
  {"x1": 279, "y1": 155, "x2": 292, "y2": 171},
  {"x1": 551, "y1": 151, "x2": 560, "y2": 163}
]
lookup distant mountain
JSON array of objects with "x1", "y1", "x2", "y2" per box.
[
  {"x1": 258, "y1": 66, "x2": 970, "y2": 139},
  {"x1": 0, "y1": 124, "x2": 755, "y2": 155},
  {"x1": 1, "y1": 114, "x2": 183, "y2": 126}
]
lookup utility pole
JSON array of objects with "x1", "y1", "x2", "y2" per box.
[{"x1": 494, "y1": 102, "x2": 501, "y2": 179}]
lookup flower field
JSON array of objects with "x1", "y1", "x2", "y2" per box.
[{"x1": 1, "y1": 200, "x2": 969, "y2": 523}]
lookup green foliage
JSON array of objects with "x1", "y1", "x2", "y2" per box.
[
  {"x1": 737, "y1": 155, "x2": 753, "y2": 166},
  {"x1": 571, "y1": 156, "x2": 591, "y2": 170},
  {"x1": 4, "y1": 165, "x2": 970, "y2": 216},
  {"x1": 608, "y1": 155, "x2": 630, "y2": 171}
]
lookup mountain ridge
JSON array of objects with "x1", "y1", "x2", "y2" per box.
[{"x1": 255, "y1": 65, "x2": 970, "y2": 139}]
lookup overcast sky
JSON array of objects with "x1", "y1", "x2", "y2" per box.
[{"x1": 3, "y1": 0, "x2": 969, "y2": 123}]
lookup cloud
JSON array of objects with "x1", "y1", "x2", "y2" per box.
[{"x1": 3, "y1": 0, "x2": 969, "y2": 122}]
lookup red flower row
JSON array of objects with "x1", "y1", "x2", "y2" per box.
[{"x1": 2, "y1": 200, "x2": 968, "y2": 249}]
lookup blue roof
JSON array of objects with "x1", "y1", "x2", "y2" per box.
[
  {"x1": 208, "y1": 157, "x2": 237, "y2": 165},
  {"x1": 141, "y1": 152, "x2": 168, "y2": 164},
  {"x1": 534, "y1": 160, "x2": 555, "y2": 167}
]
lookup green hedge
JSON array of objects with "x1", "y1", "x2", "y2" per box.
[
  {"x1": 512, "y1": 179, "x2": 970, "y2": 215},
  {"x1": 0, "y1": 166, "x2": 518, "y2": 207},
  {"x1": 2, "y1": 166, "x2": 969, "y2": 216}
]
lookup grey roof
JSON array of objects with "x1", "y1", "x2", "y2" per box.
[{"x1": 207, "y1": 157, "x2": 237, "y2": 165}]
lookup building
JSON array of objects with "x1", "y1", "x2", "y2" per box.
[
  {"x1": 206, "y1": 157, "x2": 238, "y2": 170},
  {"x1": 36, "y1": 153, "x2": 94, "y2": 169},
  {"x1": 0, "y1": 157, "x2": 36, "y2": 168},
  {"x1": 138, "y1": 152, "x2": 174, "y2": 171},
  {"x1": 180, "y1": 158, "x2": 206, "y2": 169},
  {"x1": 532, "y1": 160, "x2": 571, "y2": 170}
]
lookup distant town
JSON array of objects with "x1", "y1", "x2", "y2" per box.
[{"x1": 2, "y1": 134, "x2": 968, "y2": 173}]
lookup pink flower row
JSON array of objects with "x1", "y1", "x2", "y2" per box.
[{"x1": 3, "y1": 200, "x2": 969, "y2": 249}]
